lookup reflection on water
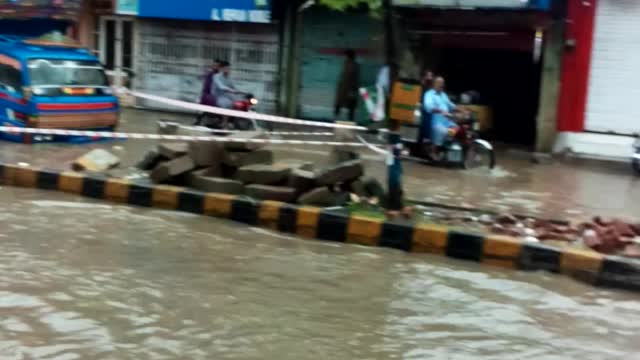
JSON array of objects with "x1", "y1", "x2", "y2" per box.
[{"x1": 0, "y1": 188, "x2": 639, "y2": 359}]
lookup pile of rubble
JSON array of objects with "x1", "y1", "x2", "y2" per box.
[
  {"x1": 136, "y1": 127, "x2": 385, "y2": 207},
  {"x1": 490, "y1": 214, "x2": 640, "y2": 258}
]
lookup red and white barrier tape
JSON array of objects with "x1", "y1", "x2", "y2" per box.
[
  {"x1": 0, "y1": 126, "x2": 379, "y2": 147},
  {"x1": 129, "y1": 90, "x2": 368, "y2": 131}
]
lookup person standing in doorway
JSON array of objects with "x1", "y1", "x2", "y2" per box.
[{"x1": 334, "y1": 49, "x2": 360, "y2": 121}]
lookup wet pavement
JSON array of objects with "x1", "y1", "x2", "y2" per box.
[
  {"x1": 0, "y1": 187, "x2": 639, "y2": 359},
  {"x1": 2, "y1": 108, "x2": 639, "y2": 223}
]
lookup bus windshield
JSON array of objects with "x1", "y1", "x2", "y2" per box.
[{"x1": 28, "y1": 59, "x2": 108, "y2": 88}]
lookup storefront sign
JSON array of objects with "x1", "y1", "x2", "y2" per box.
[
  {"x1": 116, "y1": 0, "x2": 139, "y2": 15},
  {"x1": 392, "y1": 0, "x2": 550, "y2": 10},
  {"x1": 0, "y1": 0, "x2": 82, "y2": 19},
  {"x1": 137, "y1": 0, "x2": 271, "y2": 23}
]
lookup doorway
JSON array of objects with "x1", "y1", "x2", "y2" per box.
[{"x1": 98, "y1": 17, "x2": 134, "y2": 88}]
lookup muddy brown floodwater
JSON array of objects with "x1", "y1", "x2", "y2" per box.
[{"x1": 0, "y1": 187, "x2": 639, "y2": 359}]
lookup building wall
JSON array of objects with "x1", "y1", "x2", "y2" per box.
[{"x1": 298, "y1": 8, "x2": 384, "y2": 120}]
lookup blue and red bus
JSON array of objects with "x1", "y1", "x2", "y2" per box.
[{"x1": 0, "y1": 33, "x2": 118, "y2": 143}]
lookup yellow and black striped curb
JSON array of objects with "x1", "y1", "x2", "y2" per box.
[{"x1": 1, "y1": 162, "x2": 639, "y2": 293}]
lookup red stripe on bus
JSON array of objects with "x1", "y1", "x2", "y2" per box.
[{"x1": 37, "y1": 102, "x2": 115, "y2": 111}]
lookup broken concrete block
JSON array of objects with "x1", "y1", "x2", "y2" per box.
[
  {"x1": 329, "y1": 149, "x2": 360, "y2": 164},
  {"x1": 157, "y1": 121, "x2": 179, "y2": 135},
  {"x1": 298, "y1": 187, "x2": 333, "y2": 206},
  {"x1": 72, "y1": 149, "x2": 120, "y2": 172},
  {"x1": 187, "y1": 167, "x2": 223, "y2": 183},
  {"x1": 349, "y1": 179, "x2": 367, "y2": 197},
  {"x1": 316, "y1": 159, "x2": 364, "y2": 186},
  {"x1": 236, "y1": 164, "x2": 291, "y2": 185},
  {"x1": 158, "y1": 143, "x2": 189, "y2": 159},
  {"x1": 150, "y1": 156, "x2": 195, "y2": 183},
  {"x1": 223, "y1": 149, "x2": 273, "y2": 167},
  {"x1": 363, "y1": 177, "x2": 385, "y2": 199},
  {"x1": 188, "y1": 140, "x2": 225, "y2": 167},
  {"x1": 136, "y1": 149, "x2": 166, "y2": 171},
  {"x1": 224, "y1": 131, "x2": 267, "y2": 151},
  {"x1": 275, "y1": 159, "x2": 314, "y2": 171},
  {"x1": 188, "y1": 175, "x2": 244, "y2": 194},
  {"x1": 288, "y1": 168, "x2": 317, "y2": 193},
  {"x1": 245, "y1": 184, "x2": 297, "y2": 203}
]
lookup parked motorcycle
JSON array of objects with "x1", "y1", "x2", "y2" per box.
[
  {"x1": 194, "y1": 93, "x2": 259, "y2": 131},
  {"x1": 632, "y1": 136, "x2": 640, "y2": 175},
  {"x1": 404, "y1": 111, "x2": 495, "y2": 170}
]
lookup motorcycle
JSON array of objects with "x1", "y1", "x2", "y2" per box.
[
  {"x1": 404, "y1": 110, "x2": 495, "y2": 170},
  {"x1": 194, "y1": 93, "x2": 259, "y2": 131},
  {"x1": 632, "y1": 136, "x2": 640, "y2": 175}
]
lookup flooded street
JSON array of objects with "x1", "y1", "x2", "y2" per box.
[
  {"x1": 0, "y1": 109, "x2": 639, "y2": 223},
  {"x1": 0, "y1": 187, "x2": 639, "y2": 359}
]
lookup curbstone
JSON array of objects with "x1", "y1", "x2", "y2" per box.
[
  {"x1": 381, "y1": 222, "x2": 414, "y2": 252},
  {"x1": 104, "y1": 178, "x2": 130, "y2": 203},
  {"x1": 598, "y1": 256, "x2": 640, "y2": 291},
  {"x1": 278, "y1": 204, "x2": 299, "y2": 234},
  {"x1": 231, "y1": 197, "x2": 259, "y2": 225},
  {"x1": 58, "y1": 171, "x2": 85, "y2": 194},
  {"x1": 482, "y1": 235, "x2": 523, "y2": 269},
  {"x1": 259, "y1": 200, "x2": 285, "y2": 230},
  {"x1": 296, "y1": 206, "x2": 321, "y2": 239},
  {"x1": 316, "y1": 211, "x2": 348, "y2": 242},
  {"x1": 128, "y1": 184, "x2": 154, "y2": 207},
  {"x1": 152, "y1": 185, "x2": 183, "y2": 209},
  {"x1": 518, "y1": 243, "x2": 562, "y2": 273},
  {"x1": 82, "y1": 176, "x2": 106, "y2": 199},
  {"x1": 447, "y1": 231, "x2": 485, "y2": 262},
  {"x1": 347, "y1": 216, "x2": 383, "y2": 246},
  {"x1": 37, "y1": 169, "x2": 61, "y2": 190},
  {"x1": 203, "y1": 193, "x2": 234, "y2": 218},
  {"x1": 412, "y1": 224, "x2": 449, "y2": 255},
  {"x1": 178, "y1": 190, "x2": 205, "y2": 214}
]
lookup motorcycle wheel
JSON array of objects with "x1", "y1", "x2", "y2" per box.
[
  {"x1": 632, "y1": 158, "x2": 640, "y2": 175},
  {"x1": 463, "y1": 140, "x2": 496, "y2": 170},
  {"x1": 202, "y1": 114, "x2": 226, "y2": 129},
  {"x1": 233, "y1": 117, "x2": 252, "y2": 131}
]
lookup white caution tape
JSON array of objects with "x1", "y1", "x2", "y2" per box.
[
  {"x1": 0, "y1": 126, "x2": 380, "y2": 148},
  {"x1": 183, "y1": 124, "x2": 334, "y2": 136},
  {"x1": 129, "y1": 90, "x2": 368, "y2": 131}
]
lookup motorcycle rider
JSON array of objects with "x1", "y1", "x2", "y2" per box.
[
  {"x1": 424, "y1": 76, "x2": 458, "y2": 158},
  {"x1": 195, "y1": 59, "x2": 222, "y2": 125}
]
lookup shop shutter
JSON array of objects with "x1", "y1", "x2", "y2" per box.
[
  {"x1": 585, "y1": 0, "x2": 640, "y2": 134},
  {"x1": 134, "y1": 19, "x2": 280, "y2": 114}
]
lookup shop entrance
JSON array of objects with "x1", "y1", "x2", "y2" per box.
[{"x1": 433, "y1": 45, "x2": 542, "y2": 146}]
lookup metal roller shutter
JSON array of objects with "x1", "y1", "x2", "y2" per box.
[
  {"x1": 134, "y1": 19, "x2": 280, "y2": 114},
  {"x1": 585, "y1": 0, "x2": 640, "y2": 134}
]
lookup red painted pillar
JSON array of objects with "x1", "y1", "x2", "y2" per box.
[{"x1": 556, "y1": 0, "x2": 597, "y2": 132}]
